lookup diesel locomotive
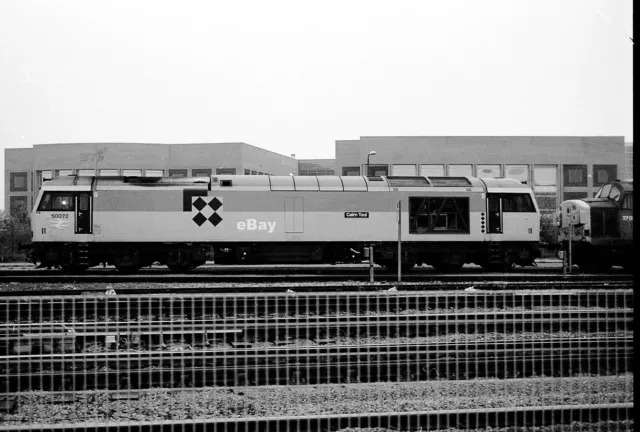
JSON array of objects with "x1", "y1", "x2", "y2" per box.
[
  {"x1": 556, "y1": 180, "x2": 633, "y2": 271},
  {"x1": 30, "y1": 174, "x2": 540, "y2": 273}
]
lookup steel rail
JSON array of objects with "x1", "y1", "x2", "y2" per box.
[
  {"x1": 1, "y1": 310, "x2": 633, "y2": 341},
  {"x1": 0, "y1": 403, "x2": 633, "y2": 432},
  {"x1": 1, "y1": 353, "x2": 631, "y2": 391},
  {"x1": 3, "y1": 336, "x2": 632, "y2": 364},
  {"x1": 1, "y1": 338, "x2": 632, "y2": 392},
  {"x1": 0, "y1": 278, "x2": 633, "y2": 295}
]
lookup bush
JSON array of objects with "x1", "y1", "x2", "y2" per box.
[{"x1": 0, "y1": 210, "x2": 31, "y2": 262}]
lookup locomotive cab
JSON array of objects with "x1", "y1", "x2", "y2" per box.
[
  {"x1": 31, "y1": 176, "x2": 94, "y2": 270},
  {"x1": 557, "y1": 180, "x2": 633, "y2": 271}
]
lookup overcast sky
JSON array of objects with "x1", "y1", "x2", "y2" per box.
[{"x1": 0, "y1": 0, "x2": 633, "y2": 208}]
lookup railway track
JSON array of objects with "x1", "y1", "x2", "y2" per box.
[
  {"x1": 1, "y1": 310, "x2": 633, "y2": 348},
  {"x1": 0, "y1": 290, "x2": 632, "y2": 320},
  {"x1": 1, "y1": 337, "x2": 631, "y2": 391},
  {"x1": 0, "y1": 265, "x2": 632, "y2": 286},
  {"x1": 1, "y1": 288, "x2": 633, "y2": 429}
]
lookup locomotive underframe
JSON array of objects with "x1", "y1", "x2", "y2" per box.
[
  {"x1": 32, "y1": 240, "x2": 538, "y2": 273},
  {"x1": 560, "y1": 240, "x2": 634, "y2": 272}
]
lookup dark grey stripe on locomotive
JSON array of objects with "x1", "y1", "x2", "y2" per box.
[{"x1": 95, "y1": 190, "x2": 488, "y2": 212}]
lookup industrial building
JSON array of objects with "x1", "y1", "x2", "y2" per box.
[
  {"x1": 4, "y1": 137, "x2": 631, "y2": 219},
  {"x1": 336, "y1": 136, "x2": 630, "y2": 216}
]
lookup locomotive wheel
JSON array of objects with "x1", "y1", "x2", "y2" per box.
[
  {"x1": 433, "y1": 263, "x2": 463, "y2": 273},
  {"x1": 575, "y1": 256, "x2": 611, "y2": 273},
  {"x1": 381, "y1": 261, "x2": 415, "y2": 272},
  {"x1": 481, "y1": 261, "x2": 513, "y2": 272},
  {"x1": 115, "y1": 265, "x2": 142, "y2": 274},
  {"x1": 60, "y1": 265, "x2": 89, "y2": 274},
  {"x1": 167, "y1": 264, "x2": 192, "y2": 273}
]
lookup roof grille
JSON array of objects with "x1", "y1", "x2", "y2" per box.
[
  {"x1": 386, "y1": 176, "x2": 430, "y2": 187},
  {"x1": 427, "y1": 177, "x2": 472, "y2": 187}
]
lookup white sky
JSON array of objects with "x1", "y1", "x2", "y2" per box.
[{"x1": 0, "y1": 0, "x2": 633, "y2": 208}]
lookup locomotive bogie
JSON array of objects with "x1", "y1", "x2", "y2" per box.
[{"x1": 30, "y1": 175, "x2": 540, "y2": 272}]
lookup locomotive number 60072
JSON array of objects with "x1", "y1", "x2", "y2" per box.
[{"x1": 51, "y1": 214, "x2": 69, "y2": 219}]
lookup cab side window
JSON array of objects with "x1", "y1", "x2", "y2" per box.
[
  {"x1": 38, "y1": 192, "x2": 74, "y2": 211},
  {"x1": 499, "y1": 194, "x2": 536, "y2": 212},
  {"x1": 622, "y1": 193, "x2": 633, "y2": 210}
]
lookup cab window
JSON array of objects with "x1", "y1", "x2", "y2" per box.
[
  {"x1": 79, "y1": 194, "x2": 89, "y2": 211},
  {"x1": 38, "y1": 192, "x2": 75, "y2": 211},
  {"x1": 595, "y1": 184, "x2": 612, "y2": 198},
  {"x1": 623, "y1": 193, "x2": 633, "y2": 210},
  {"x1": 608, "y1": 186, "x2": 622, "y2": 201}
]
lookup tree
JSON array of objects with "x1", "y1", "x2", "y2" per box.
[{"x1": 0, "y1": 210, "x2": 32, "y2": 262}]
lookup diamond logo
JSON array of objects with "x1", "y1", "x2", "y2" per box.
[
  {"x1": 192, "y1": 196, "x2": 223, "y2": 227},
  {"x1": 192, "y1": 212, "x2": 207, "y2": 226},
  {"x1": 193, "y1": 197, "x2": 207, "y2": 211},
  {"x1": 209, "y1": 213, "x2": 223, "y2": 226},
  {"x1": 209, "y1": 197, "x2": 222, "y2": 211}
]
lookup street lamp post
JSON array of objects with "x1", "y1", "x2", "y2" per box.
[{"x1": 366, "y1": 150, "x2": 376, "y2": 176}]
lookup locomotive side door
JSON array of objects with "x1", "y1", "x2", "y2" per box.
[
  {"x1": 487, "y1": 194, "x2": 503, "y2": 234},
  {"x1": 75, "y1": 192, "x2": 93, "y2": 234},
  {"x1": 284, "y1": 197, "x2": 304, "y2": 233}
]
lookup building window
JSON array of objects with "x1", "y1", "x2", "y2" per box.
[
  {"x1": 533, "y1": 165, "x2": 557, "y2": 193},
  {"x1": 593, "y1": 165, "x2": 617, "y2": 187},
  {"x1": 409, "y1": 197, "x2": 470, "y2": 234},
  {"x1": 9, "y1": 172, "x2": 28, "y2": 192},
  {"x1": 298, "y1": 161, "x2": 336, "y2": 176},
  {"x1": 342, "y1": 166, "x2": 360, "y2": 176},
  {"x1": 77, "y1": 169, "x2": 96, "y2": 176},
  {"x1": 216, "y1": 168, "x2": 236, "y2": 175},
  {"x1": 477, "y1": 165, "x2": 501, "y2": 178},
  {"x1": 10, "y1": 196, "x2": 29, "y2": 219},
  {"x1": 504, "y1": 165, "x2": 529, "y2": 184},
  {"x1": 144, "y1": 170, "x2": 164, "y2": 177},
  {"x1": 57, "y1": 169, "x2": 73, "y2": 177},
  {"x1": 367, "y1": 164, "x2": 388, "y2": 177},
  {"x1": 419, "y1": 164, "x2": 445, "y2": 178},
  {"x1": 448, "y1": 164, "x2": 473, "y2": 177},
  {"x1": 391, "y1": 164, "x2": 416, "y2": 176},
  {"x1": 564, "y1": 191, "x2": 589, "y2": 201},
  {"x1": 192, "y1": 169, "x2": 212, "y2": 177},
  {"x1": 99, "y1": 169, "x2": 119, "y2": 176},
  {"x1": 535, "y1": 195, "x2": 557, "y2": 211},
  {"x1": 563, "y1": 165, "x2": 587, "y2": 187},
  {"x1": 169, "y1": 169, "x2": 187, "y2": 178},
  {"x1": 122, "y1": 169, "x2": 142, "y2": 177}
]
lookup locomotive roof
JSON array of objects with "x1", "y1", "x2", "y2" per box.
[
  {"x1": 209, "y1": 175, "x2": 489, "y2": 191},
  {"x1": 40, "y1": 174, "x2": 533, "y2": 193}
]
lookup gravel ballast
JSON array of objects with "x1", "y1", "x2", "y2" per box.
[{"x1": 1, "y1": 374, "x2": 633, "y2": 425}]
